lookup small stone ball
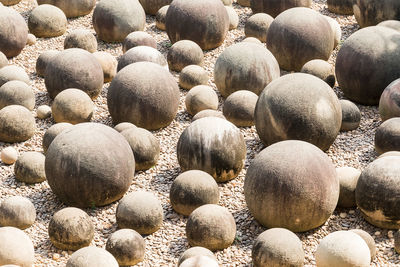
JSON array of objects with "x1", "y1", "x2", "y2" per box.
[
  {"x1": 223, "y1": 90, "x2": 258, "y2": 127},
  {"x1": 66, "y1": 247, "x2": 118, "y2": 267},
  {"x1": 340, "y1": 99, "x2": 361, "y2": 131},
  {"x1": 0, "y1": 80, "x2": 35, "y2": 110},
  {"x1": 179, "y1": 65, "x2": 208, "y2": 90},
  {"x1": 336, "y1": 167, "x2": 361, "y2": 208},
  {"x1": 0, "y1": 196, "x2": 36, "y2": 229},
  {"x1": 0, "y1": 6, "x2": 28, "y2": 58},
  {"x1": 139, "y1": 0, "x2": 172, "y2": 15},
  {"x1": 64, "y1": 29, "x2": 97, "y2": 53},
  {"x1": 180, "y1": 256, "x2": 219, "y2": 267},
  {"x1": 0, "y1": 0, "x2": 21, "y2": 5},
  {"x1": 122, "y1": 31, "x2": 157, "y2": 53},
  {"x1": 354, "y1": 0, "x2": 400, "y2": 28},
  {"x1": 0, "y1": 105, "x2": 36, "y2": 143},
  {"x1": 221, "y1": 0, "x2": 232, "y2": 5},
  {"x1": 156, "y1": 5, "x2": 169, "y2": 31},
  {"x1": 252, "y1": 228, "x2": 304, "y2": 267},
  {"x1": 327, "y1": 0, "x2": 354, "y2": 15},
  {"x1": 36, "y1": 50, "x2": 59, "y2": 78},
  {"x1": 26, "y1": 33, "x2": 36, "y2": 45},
  {"x1": 1, "y1": 147, "x2": 18, "y2": 165},
  {"x1": 251, "y1": 0, "x2": 311, "y2": 17},
  {"x1": 0, "y1": 51, "x2": 7, "y2": 69},
  {"x1": 36, "y1": 105, "x2": 52, "y2": 119},
  {"x1": 42, "y1": 122, "x2": 73, "y2": 153},
  {"x1": 117, "y1": 46, "x2": 168, "y2": 71},
  {"x1": 36, "y1": 0, "x2": 96, "y2": 18},
  {"x1": 14, "y1": 151, "x2": 46, "y2": 184},
  {"x1": 93, "y1": 51, "x2": 117, "y2": 83},
  {"x1": 105, "y1": 229, "x2": 145, "y2": 266},
  {"x1": 300, "y1": 59, "x2": 335, "y2": 87},
  {"x1": 316, "y1": 231, "x2": 370, "y2": 267},
  {"x1": 178, "y1": 247, "x2": 216, "y2": 266},
  {"x1": 394, "y1": 230, "x2": 400, "y2": 253},
  {"x1": 0, "y1": 65, "x2": 30, "y2": 87},
  {"x1": 350, "y1": 229, "x2": 376, "y2": 259},
  {"x1": 28, "y1": 4, "x2": 67, "y2": 38},
  {"x1": 375, "y1": 118, "x2": 400, "y2": 155},
  {"x1": 225, "y1": 6, "x2": 238, "y2": 30},
  {"x1": 186, "y1": 204, "x2": 236, "y2": 251},
  {"x1": 245, "y1": 13, "x2": 274, "y2": 43},
  {"x1": 379, "y1": 78, "x2": 400, "y2": 121},
  {"x1": 167, "y1": 40, "x2": 204, "y2": 72},
  {"x1": 237, "y1": 0, "x2": 250, "y2": 7},
  {"x1": 114, "y1": 122, "x2": 137, "y2": 133},
  {"x1": 192, "y1": 109, "x2": 226, "y2": 121},
  {"x1": 378, "y1": 20, "x2": 400, "y2": 31},
  {"x1": 170, "y1": 170, "x2": 220, "y2": 216},
  {"x1": 185, "y1": 85, "x2": 218, "y2": 116},
  {"x1": 242, "y1": 37, "x2": 262, "y2": 44},
  {"x1": 378, "y1": 151, "x2": 400, "y2": 158},
  {"x1": 116, "y1": 191, "x2": 163, "y2": 235},
  {"x1": 0, "y1": 227, "x2": 34, "y2": 267},
  {"x1": 324, "y1": 15, "x2": 342, "y2": 48},
  {"x1": 48, "y1": 207, "x2": 94, "y2": 251}
]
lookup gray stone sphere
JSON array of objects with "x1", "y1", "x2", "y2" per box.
[
  {"x1": 242, "y1": 37, "x2": 262, "y2": 44},
  {"x1": 250, "y1": 0, "x2": 311, "y2": 18},
  {"x1": 0, "y1": 6, "x2": 28, "y2": 58},
  {"x1": 48, "y1": 207, "x2": 94, "y2": 251},
  {"x1": 118, "y1": 46, "x2": 168, "y2": 71},
  {"x1": 324, "y1": 16, "x2": 342, "y2": 49},
  {"x1": 14, "y1": 152, "x2": 46, "y2": 184},
  {"x1": 378, "y1": 20, "x2": 400, "y2": 31},
  {"x1": 185, "y1": 85, "x2": 218, "y2": 116},
  {"x1": 116, "y1": 191, "x2": 163, "y2": 235},
  {"x1": 122, "y1": 31, "x2": 157, "y2": 53},
  {"x1": 178, "y1": 247, "x2": 216, "y2": 266},
  {"x1": 0, "y1": 51, "x2": 7, "y2": 69},
  {"x1": 28, "y1": 4, "x2": 67, "y2": 38},
  {"x1": 0, "y1": 196, "x2": 36, "y2": 229},
  {"x1": 340, "y1": 99, "x2": 361, "y2": 131},
  {"x1": 45, "y1": 48, "x2": 104, "y2": 99},
  {"x1": 156, "y1": 5, "x2": 169, "y2": 31},
  {"x1": 225, "y1": 6, "x2": 238, "y2": 30},
  {"x1": 177, "y1": 117, "x2": 246, "y2": 182},
  {"x1": 36, "y1": 105, "x2": 51, "y2": 119},
  {"x1": 0, "y1": 65, "x2": 30, "y2": 87},
  {"x1": 105, "y1": 229, "x2": 145, "y2": 266},
  {"x1": 93, "y1": 0, "x2": 145, "y2": 42},
  {"x1": 327, "y1": 0, "x2": 354, "y2": 15},
  {"x1": 245, "y1": 13, "x2": 274, "y2": 43},
  {"x1": 214, "y1": 42, "x2": 280, "y2": 98},
  {"x1": 93, "y1": 51, "x2": 117, "y2": 83},
  {"x1": 255, "y1": 73, "x2": 342, "y2": 151},
  {"x1": 378, "y1": 151, "x2": 400, "y2": 158},
  {"x1": 0, "y1": 105, "x2": 36, "y2": 143},
  {"x1": 192, "y1": 110, "x2": 226, "y2": 121},
  {"x1": 179, "y1": 65, "x2": 208, "y2": 90},
  {"x1": 36, "y1": 50, "x2": 59, "y2": 78},
  {"x1": 42, "y1": 122, "x2": 73, "y2": 153},
  {"x1": 375, "y1": 118, "x2": 400, "y2": 155},
  {"x1": 64, "y1": 29, "x2": 97, "y2": 53},
  {"x1": 107, "y1": 62, "x2": 180, "y2": 130},
  {"x1": 0, "y1": 0, "x2": 21, "y2": 5},
  {"x1": 167, "y1": 40, "x2": 204, "y2": 72},
  {"x1": 244, "y1": 140, "x2": 339, "y2": 232},
  {"x1": 180, "y1": 256, "x2": 219, "y2": 267},
  {"x1": 223, "y1": 90, "x2": 258, "y2": 127},
  {"x1": 0, "y1": 80, "x2": 35, "y2": 111},
  {"x1": 379, "y1": 78, "x2": 400, "y2": 121},
  {"x1": 139, "y1": 0, "x2": 172, "y2": 15},
  {"x1": 27, "y1": 33, "x2": 36, "y2": 45},
  {"x1": 237, "y1": 0, "x2": 250, "y2": 7},
  {"x1": 300, "y1": 59, "x2": 335, "y2": 87},
  {"x1": 36, "y1": 0, "x2": 96, "y2": 18},
  {"x1": 66, "y1": 247, "x2": 118, "y2": 267},
  {"x1": 354, "y1": 0, "x2": 400, "y2": 28},
  {"x1": 166, "y1": 0, "x2": 230, "y2": 50},
  {"x1": 350, "y1": 229, "x2": 376, "y2": 259},
  {"x1": 1, "y1": 147, "x2": 18, "y2": 165},
  {"x1": 45, "y1": 123, "x2": 135, "y2": 207},
  {"x1": 336, "y1": 167, "x2": 361, "y2": 208},
  {"x1": 0, "y1": 227, "x2": 34, "y2": 267},
  {"x1": 114, "y1": 122, "x2": 136, "y2": 133}
]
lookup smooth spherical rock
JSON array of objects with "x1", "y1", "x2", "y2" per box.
[
  {"x1": 0, "y1": 227, "x2": 34, "y2": 267},
  {"x1": 42, "y1": 122, "x2": 73, "y2": 153},
  {"x1": 0, "y1": 105, "x2": 36, "y2": 143},
  {"x1": 378, "y1": 20, "x2": 400, "y2": 31},
  {"x1": 378, "y1": 151, "x2": 400, "y2": 158},
  {"x1": 354, "y1": 0, "x2": 400, "y2": 28},
  {"x1": 375, "y1": 118, "x2": 400, "y2": 155},
  {"x1": 0, "y1": 0, "x2": 21, "y2": 5},
  {"x1": 36, "y1": 50, "x2": 59, "y2": 78},
  {"x1": 122, "y1": 31, "x2": 157, "y2": 53},
  {"x1": 301, "y1": 59, "x2": 335, "y2": 87},
  {"x1": 0, "y1": 65, "x2": 30, "y2": 87},
  {"x1": 223, "y1": 90, "x2": 258, "y2": 127},
  {"x1": 66, "y1": 247, "x2": 118, "y2": 267},
  {"x1": 185, "y1": 85, "x2": 218, "y2": 116},
  {"x1": 179, "y1": 65, "x2": 208, "y2": 90},
  {"x1": 36, "y1": 105, "x2": 51, "y2": 119},
  {"x1": 324, "y1": 16, "x2": 342, "y2": 48},
  {"x1": 379, "y1": 78, "x2": 400, "y2": 121},
  {"x1": 225, "y1": 6, "x2": 239, "y2": 30},
  {"x1": 192, "y1": 110, "x2": 226, "y2": 121},
  {"x1": 340, "y1": 99, "x2": 361, "y2": 131},
  {"x1": 156, "y1": 5, "x2": 168, "y2": 31},
  {"x1": 0, "y1": 6, "x2": 28, "y2": 58},
  {"x1": 36, "y1": 0, "x2": 96, "y2": 18},
  {"x1": 26, "y1": 33, "x2": 36, "y2": 45},
  {"x1": 180, "y1": 256, "x2": 219, "y2": 267},
  {"x1": 14, "y1": 152, "x2": 45, "y2": 184},
  {"x1": 92, "y1": 51, "x2": 117, "y2": 83},
  {"x1": 1, "y1": 147, "x2": 17, "y2": 165},
  {"x1": 114, "y1": 122, "x2": 136, "y2": 133},
  {"x1": 28, "y1": 4, "x2": 67, "y2": 38},
  {"x1": 139, "y1": 0, "x2": 172, "y2": 15},
  {"x1": 0, "y1": 196, "x2": 36, "y2": 229},
  {"x1": 395, "y1": 230, "x2": 400, "y2": 254},
  {"x1": 242, "y1": 37, "x2": 262, "y2": 44},
  {"x1": 178, "y1": 247, "x2": 217, "y2": 266},
  {"x1": 118, "y1": 46, "x2": 167, "y2": 71},
  {"x1": 0, "y1": 80, "x2": 35, "y2": 110},
  {"x1": 336, "y1": 167, "x2": 361, "y2": 208},
  {"x1": 0, "y1": 51, "x2": 7, "y2": 69},
  {"x1": 350, "y1": 229, "x2": 376, "y2": 259},
  {"x1": 167, "y1": 40, "x2": 204, "y2": 72},
  {"x1": 64, "y1": 29, "x2": 97, "y2": 53},
  {"x1": 251, "y1": 0, "x2": 311, "y2": 18},
  {"x1": 245, "y1": 13, "x2": 274, "y2": 43},
  {"x1": 327, "y1": 0, "x2": 354, "y2": 15}
]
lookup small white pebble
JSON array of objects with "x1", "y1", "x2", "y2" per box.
[
  {"x1": 339, "y1": 212, "x2": 347, "y2": 218},
  {"x1": 36, "y1": 105, "x2": 52, "y2": 119},
  {"x1": 388, "y1": 231, "x2": 394, "y2": 238},
  {"x1": 375, "y1": 231, "x2": 381, "y2": 236},
  {"x1": 1, "y1": 147, "x2": 18, "y2": 165},
  {"x1": 349, "y1": 210, "x2": 355, "y2": 214},
  {"x1": 52, "y1": 253, "x2": 60, "y2": 261}
]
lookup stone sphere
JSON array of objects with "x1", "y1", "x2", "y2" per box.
[
  {"x1": 244, "y1": 140, "x2": 339, "y2": 232},
  {"x1": 395, "y1": 230, "x2": 400, "y2": 254},
  {"x1": 378, "y1": 151, "x2": 400, "y2": 158},
  {"x1": 0, "y1": 51, "x2": 7, "y2": 69},
  {"x1": 167, "y1": 40, "x2": 204, "y2": 72},
  {"x1": 177, "y1": 117, "x2": 246, "y2": 182},
  {"x1": 0, "y1": 0, "x2": 21, "y2": 5},
  {"x1": 105, "y1": 229, "x2": 145, "y2": 266},
  {"x1": 324, "y1": 15, "x2": 342, "y2": 49},
  {"x1": 0, "y1": 80, "x2": 35, "y2": 111},
  {"x1": 0, "y1": 65, "x2": 30, "y2": 87},
  {"x1": 0, "y1": 6, "x2": 28, "y2": 58},
  {"x1": 245, "y1": 13, "x2": 274, "y2": 43},
  {"x1": 300, "y1": 59, "x2": 335, "y2": 87},
  {"x1": 48, "y1": 207, "x2": 94, "y2": 251},
  {"x1": 156, "y1": 5, "x2": 169, "y2": 31},
  {"x1": 28, "y1": 4, "x2": 67, "y2": 38},
  {"x1": 192, "y1": 110, "x2": 226, "y2": 121},
  {"x1": 0, "y1": 227, "x2": 34, "y2": 267},
  {"x1": 64, "y1": 29, "x2": 97, "y2": 53},
  {"x1": 139, "y1": 0, "x2": 172, "y2": 15},
  {"x1": 327, "y1": 0, "x2": 354, "y2": 15},
  {"x1": 375, "y1": 118, "x2": 400, "y2": 155},
  {"x1": 336, "y1": 167, "x2": 361, "y2": 208},
  {"x1": 336, "y1": 26, "x2": 400, "y2": 105},
  {"x1": 379, "y1": 78, "x2": 400, "y2": 121},
  {"x1": 36, "y1": 0, "x2": 96, "y2": 18},
  {"x1": 122, "y1": 31, "x2": 157, "y2": 53},
  {"x1": 114, "y1": 122, "x2": 136, "y2": 133},
  {"x1": 378, "y1": 20, "x2": 400, "y2": 31},
  {"x1": 166, "y1": 0, "x2": 229, "y2": 50},
  {"x1": 14, "y1": 152, "x2": 46, "y2": 184},
  {"x1": 92, "y1": 0, "x2": 145, "y2": 42},
  {"x1": 225, "y1": 6, "x2": 239, "y2": 30},
  {"x1": 214, "y1": 42, "x2": 280, "y2": 98},
  {"x1": 107, "y1": 62, "x2": 180, "y2": 130},
  {"x1": 350, "y1": 229, "x2": 376, "y2": 259},
  {"x1": 45, "y1": 123, "x2": 135, "y2": 207},
  {"x1": 27, "y1": 33, "x2": 36, "y2": 45},
  {"x1": 66, "y1": 247, "x2": 118, "y2": 267},
  {"x1": 316, "y1": 231, "x2": 371, "y2": 267},
  {"x1": 340, "y1": 99, "x2": 361, "y2": 131},
  {"x1": 0, "y1": 105, "x2": 36, "y2": 143},
  {"x1": 179, "y1": 65, "x2": 208, "y2": 90},
  {"x1": 45, "y1": 48, "x2": 104, "y2": 99},
  {"x1": 178, "y1": 247, "x2": 216, "y2": 266},
  {"x1": 250, "y1": 0, "x2": 311, "y2": 18},
  {"x1": 117, "y1": 46, "x2": 168, "y2": 71},
  {"x1": 1, "y1": 147, "x2": 17, "y2": 165},
  {"x1": 354, "y1": 0, "x2": 400, "y2": 28},
  {"x1": 180, "y1": 256, "x2": 219, "y2": 267},
  {"x1": 116, "y1": 191, "x2": 163, "y2": 235},
  {"x1": 186, "y1": 204, "x2": 236, "y2": 251},
  {"x1": 255, "y1": 73, "x2": 342, "y2": 151},
  {"x1": 252, "y1": 228, "x2": 304, "y2": 267},
  {"x1": 185, "y1": 85, "x2": 218, "y2": 116},
  {"x1": 267, "y1": 7, "x2": 334, "y2": 71},
  {"x1": 242, "y1": 37, "x2": 262, "y2": 44},
  {"x1": 0, "y1": 196, "x2": 36, "y2": 229},
  {"x1": 42, "y1": 122, "x2": 73, "y2": 153},
  {"x1": 36, "y1": 50, "x2": 59, "y2": 78},
  {"x1": 51, "y1": 88, "x2": 94, "y2": 124},
  {"x1": 93, "y1": 51, "x2": 117, "y2": 83},
  {"x1": 223, "y1": 90, "x2": 258, "y2": 127},
  {"x1": 238, "y1": 0, "x2": 250, "y2": 7}
]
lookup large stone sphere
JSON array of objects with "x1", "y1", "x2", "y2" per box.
[
  {"x1": 92, "y1": 0, "x2": 145, "y2": 42},
  {"x1": 0, "y1": 65, "x2": 30, "y2": 87},
  {"x1": 244, "y1": 13, "x2": 274, "y2": 43},
  {"x1": 185, "y1": 85, "x2": 218, "y2": 116},
  {"x1": 375, "y1": 118, "x2": 400, "y2": 155},
  {"x1": 0, "y1": 6, "x2": 28, "y2": 57},
  {"x1": 0, "y1": 80, "x2": 35, "y2": 111},
  {"x1": 350, "y1": 229, "x2": 376, "y2": 260},
  {"x1": 45, "y1": 48, "x2": 104, "y2": 99},
  {"x1": 223, "y1": 90, "x2": 258, "y2": 127},
  {"x1": 244, "y1": 140, "x2": 339, "y2": 232},
  {"x1": 122, "y1": 31, "x2": 157, "y2": 53},
  {"x1": 378, "y1": 20, "x2": 400, "y2": 31},
  {"x1": 336, "y1": 167, "x2": 360, "y2": 208},
  {"x1": 178, "y1": 247, "x2": 217, "y2": 266},
  {"x1": 117, "y1": 46, "x2": 168, "y2": 71},
  {"x1": 0, "y1": 196, "x2": 36, "y2": 229},
  {"x1": 156, "y1": 5, "x2": 169, "y2": 31},
  {"x1": 255, "y1": 73, "x2": 342, "y2": 151},
  {"x1": 226, "y1": 6, "x2": 239, "y2": 30},
  {"x1": 107, "y1": 62, "x2": 180, "y2": 130},
  {"x1": 93, "y1": 51, "x2": 117, "y2": 83},
  {"x1": 340, "y1": 99, "x2": 361, "y2": 131},
  {"x1": 379, "y1": 78, "x2": 400, "y2": 121},
  {"x1": 0, "y1": 51, "x2": 7, "y2": 68},
  {"x1": 177, "y1": 117, "x2": 246, "y2": 182},
  {"x1": 214, "y1": 42, "x2": 280, "y2": 98},
  {"x1": 45, "y1": 123, "x2": 135, "y2": 208},
  {"x1": 327, "y1": 0, "x2": 354, "y2": 15},
  {"x1": 180, "y1": 256, "x2": 219, "y2": 267},
  {"x1": 354, "y1": 0, "x2": 400, "y2": 28},
  {"x1": 14, "y1": 151, "x2": 46, "y2": 184},
  {"x1": 250, "y1": 0, "x2": 311, "y2": 17},
  {"x1": 179, "y1": 65, "x2": 208, "y2": 90},
  {"x1": 0, "y1": 227, "x2": 34, "y2": 267},
  {"x1": 114, "y1": 122, "x2": 136, "y2": 133},
  {"x1": 66, "y1": 247, "x2": 118, "y2": 267},
  {"x1": 0, "y1": 105, "x2": 36, "y2": 143},
  {"x1": 192, "y1": 110, "x2": 226, "y2": 121},
  {"x1": 165, "y1": 0, "x2": 230, "y2": 50},
  {"x1": 167, "y1": 40, "x2": 204, "y2": 72},
  {"x1": 139, "y1": 0, "x2": 172, "y2": 15},
  {"x1": 64, "y1": 29, "x2": 97, "y2": 53},
  {"x1": 36, "y1": 50, "x2": 59, "y2": 78},
  {"x1": 324, "y1": 15, "x2": 342, "y2": 49},
  {"x1": 42, "y1": 122, "x2": 73, "y2": 153},
  {"x1": 28, "y1": 4, "x2": 67, "y2": 38},
  {"x1": 36, "y1": 0, "x2": 96, "y2": 18},
  {"x1": 336, "y1": 26, "x2": 400, "y2": 105},
  {"x1": 300, "y1": 59, "x2": 335, "y2": 88}
]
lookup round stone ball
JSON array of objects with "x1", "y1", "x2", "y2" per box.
[
  {"x1": 64, "y1": 29, "x2": 97, "y2": 53},
  {"x1": 14, "y1": 152, "x2": 45, "y2": 184},
  {"x1": 0, "y1": 6, "x2": 28, "y2": 58},
  {"x1": 139, "y1": 0, "x2": 172, "y2": 15},
  {"x1": 45, "y1": 48, "x2": 104, "y2": 99},
  {"x1": 375, "y1": 118, "x2": 400, "y2": 155},
  {"x1": 336, "y1": 167, "x2": 361, "y2": 208},
  {"x1": 185, "y1": 85, "x2": 218, "y2": 116},
  {"x1": 28, "y1": 4, "x2": 67, "y2": 38},
  {"x1": 177, "y1": 117, "x2": 246, "y2": 182},
  {"x1": 0, "y1": 105, "x2": 36, "y2": 143},
  {"x1": 0, "y1": 80, "x2": 35, "y2": 110},
  {"x1": 214, "y1": 42, "x2": 280, "y2": 98},
  {"x1": 245, "y1": 13, "x2": 274, "y2": 43},
  {"x1": 93, "y1": 51, "x2": 117, "y2": 83},
  {"x1": 170, "y1": 170, "x2": 220, "y2": 216},
  {"x1": 0, "y1": 65, "x2": 30, "y2": 87},
  {"x1": 238, "y1": 0, "x2": 250, "y2": 7},
  {"x1": 255, "y1": 73, "x2": 342, "y2": 151},
  {"x1": 114, "y1": 122, "x2": 136, "y2": 133},
  {"x1": 0, "y1": 196, "x2": 36, "y2": 229},
  {"x1": 324, "y1": 16, "x2": 342, "y2": 49},
  {"x1": 192, "y1": 110, "x2": 226, "y2": 121},
  {"x1": 244, "y1": 140, "x2": 339, "y2": 232},
  {"x1": 36, "y1": 0, "x2": 96, "y2": 18},
  {"x1": 180, "y1": 256, "x2": 219, "y2": 267},
  {"x1": 186, "y1": 204, "x2": 236, "y2": 251},
  {"x1": 51, "y1": 88, "x2": 94, "y2": 124},
  {"x1": 179, "y1": 65, "x2": 208, "y2": 90},
  {"x1": 26, "y1": 33, "x2": 36, "y2": 45},
  {"x1": 107, "y1": 62, "x2": 180, "y2": 130},
  {"x1": 266, "y1": 7, "x2": 334, "y2": 71},
  {"x1": 92, "y1": 0, "x2": 145, "y2": 43},
  {"x1": 66, "y1": 247, "x2": 118, "y2": 267},
  {"x1": 223, "y1": 90, "x2": 258, "y2": 127},
  {"x1": 251, "y1": 0, "x2": 311, "y2": 18},
  {"x1": 221, "y1": 0, "x2": 233, "y2": 5},
  {"x1": 122, "y1": 31, "x2": 157, "y2": 53},
  {"x1": 36, "y1": 105, "x2": 52, "y2": 120},
  {"x1": 45, "y1": 123, "x2": 135, "y2": 207},
  {"x1": 378, "y1": 20, "x2": 400, "y2": 31},
  {"x1": 0, "y1": 0, "x2": 21, "y2": 5},
  {"x1": 1, "y1": 147, "x2": 17, "y2": 165},
  {"x1": 336, "y1": 26, "x2": 400, "y2": 105},
  {"x1": 379, "y1": 78, "x2": 400, "y2": 121},
  {"x1": 105, "y1": 229, "x2": 145, "y2": 266},
  {"x1": 354, "y1": 0, "x2": 400, "y2": 28},
  {"x1": 167, "y1": 40, "x2": 204, "y2": 72},
  {"x1": 166, "y1": 0, "x2": 230, "y2": 50},
  {"x1": 242, "y1": 37, "x2": 262, "y2": 44},
  {"x1": 225, "y1": 6, "x2": 238, "y2": 30},
  {"x1": 178, "y1": 247, "x2": 216, "y2": 266},
  {"x1": 120, "y1": 127, "x2": 160, "y2": 171},
  {"x1": 327, "y1": 0, "x2": 354, "y2": 15},
  {"x1": 117, "y1": 46, "x2": 168, "y2": 71},
  {"x1": 116, "y1": 191, "x2": 163, "y2": 235},
  {"x1": 379, "y1": 151, "x2": 400, "y2": 158},
  {"x1": 394, "y1": 230, "x2": 400, "y2": 254},
  {"x1": 0, "y1": 227, "x2": 34, "y2": 267},
  {"x1": 316, "y1": 231, "x2": 371, "y2": 267},
  {"x1": 252, "y1": 228, "x2": 304, "y2": 267},
  {"x1": 36, "y1": 50, "x2": 59, "y2": 78},
  {"x1": 42, "y1": 122, "x2": 73, "y2": 153},
  {"x1": 0, "y1": 51, "x2": 7, "y2": 69},
  {"x1": 350, "y1": 229, "x2": 376, "y2": 259},
  {"x1": 48, "y1": 207, "x2": 94, "y2": 251},
  {"x1": 300, "y1": 59, "x2": 335, "y2": 87},
  {"x1": 340, "y1": 99, "x2": 361, "y2": 131},
  {"x1": 156, "y1": 5, "x2": 169, "y2": 31}
]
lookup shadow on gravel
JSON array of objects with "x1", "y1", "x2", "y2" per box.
[{"x1": 150, "y1": 166, "x2": 181, "y2": 194}]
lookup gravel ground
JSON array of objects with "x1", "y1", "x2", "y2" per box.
[{"x1": 0, "y1": 0, "x2": 398, "y2": 266}]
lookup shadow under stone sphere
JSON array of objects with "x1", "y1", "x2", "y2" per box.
[
  {"x1": 0, "y1": 6, "x2": 28, "y2": 58},
  {"x1": 37, "y1": 0, "x2": 96, "y2": 18},
  {"x1": 250, "y1": 0, "x2": 312, "y2": 18},
  {"x1": 354, "y1": 0, "x2": 400, "y2": 28}
]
